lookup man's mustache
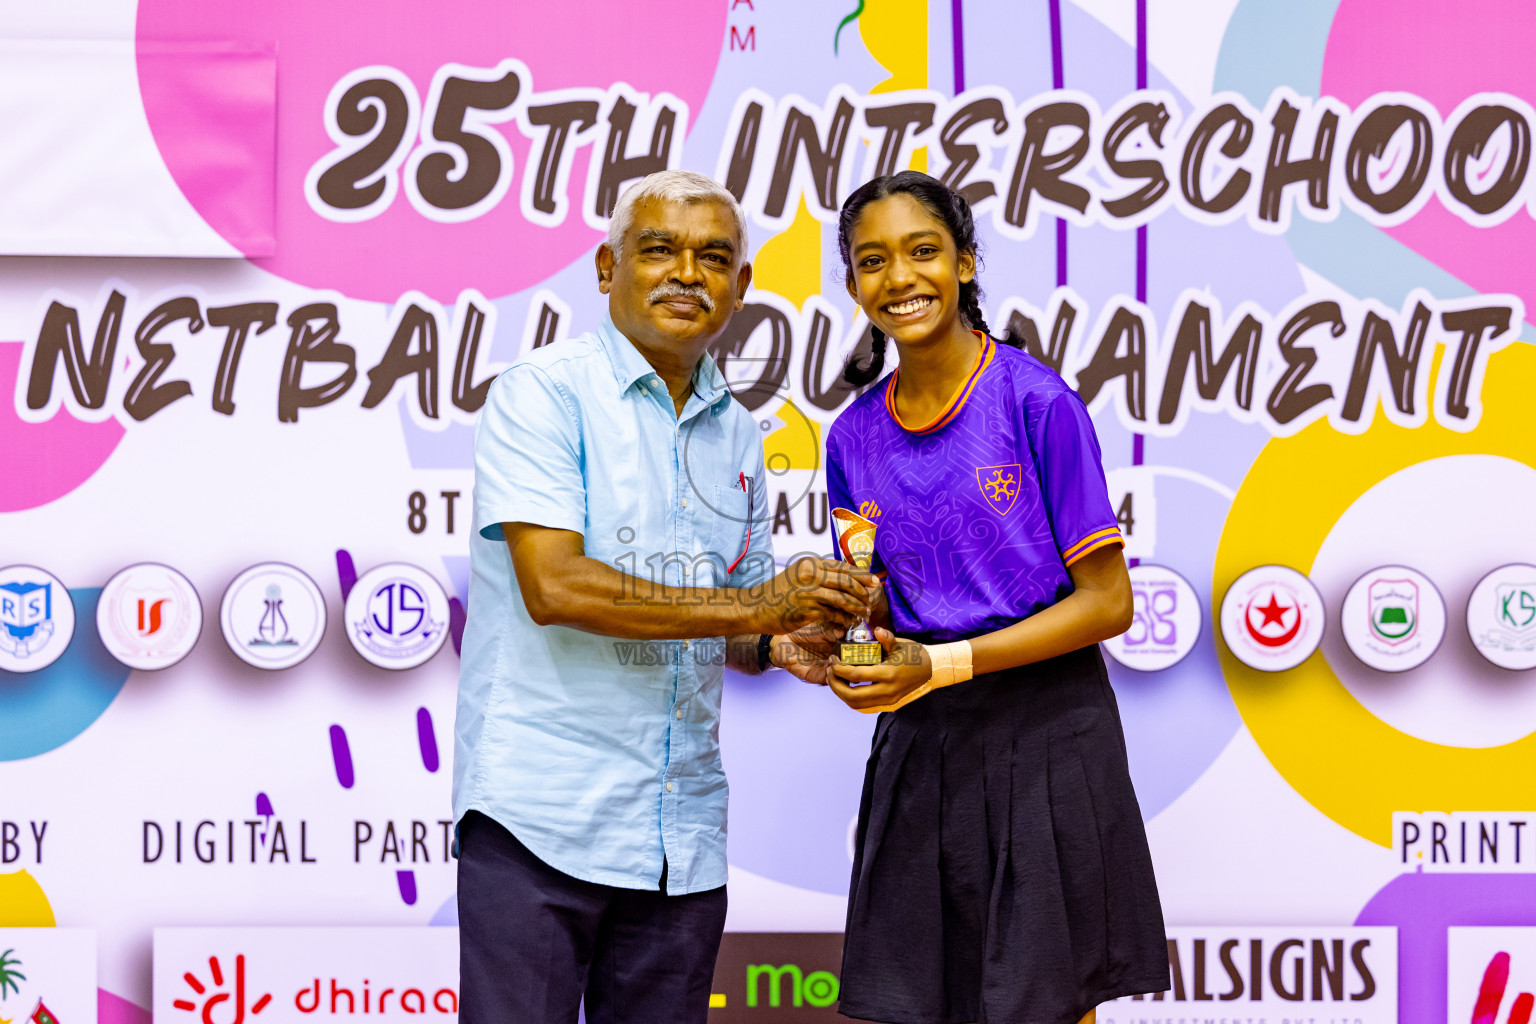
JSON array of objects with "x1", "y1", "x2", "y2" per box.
[{"x1": 648, "y1": 282, "x2": 715, "y2": 313}]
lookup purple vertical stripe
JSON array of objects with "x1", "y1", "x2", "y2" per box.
[
  {"x1": 1055, "y1": 220, "x2": 1068, "y2": 288},
  {"x1": 951, "y1": 0, "x2": 966, "y2": 93},
  {"x1": 1048, "y1": 0, "x2": 1064, "y2": 90},
  {"x1": 417, "y1": 706, "x2": 440, "y2": 773},
  {"x1": 329, "y1": 724, "x2": 355, "y2": 789},
  {"x1": 448, "y1": 596, "x2": 466, "y2": 657},
  {"x1": 1130, "y1": 0, "x2": 1148, "y2": 559},
  {"x1": 1135, "y1": 225, "x2": 1148, "y2": 303},
  {"x1": 1135, "y1": 0, "x2": 1148, "y2": 90},
  {"x1": 396, "y1": 869, "x2": 418, "y2": 905},
  {"x1": 335, "y1": 548, "x2": 358, "y2": 601},
  {"x1": 1049, "y1": 0, "x2": 1067, "y2": 287}
]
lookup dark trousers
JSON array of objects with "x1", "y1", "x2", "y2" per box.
[{"x1": 457, "y1": 811, "x2": 728, "y2": 1024}]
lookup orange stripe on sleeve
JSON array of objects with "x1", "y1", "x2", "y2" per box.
[
  {"x1": 1061, "y1": 526, "x2": 1121, "y2": 561},
  {"x1": 1063, "y1": 532, "x2": 1124, "y2": 566}
]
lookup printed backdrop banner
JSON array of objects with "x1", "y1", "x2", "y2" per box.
[{"x1": 2, "y1": 2, "x2": 1536, "y2": 1022}]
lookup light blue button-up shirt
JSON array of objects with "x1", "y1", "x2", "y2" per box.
[{"x1": 454, "y1": 316, "x2": 772, "y2": 894}]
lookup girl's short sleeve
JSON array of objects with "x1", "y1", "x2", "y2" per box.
[{"x1": 1033, "y1": 390, "x2": 1124, "y2": 567}]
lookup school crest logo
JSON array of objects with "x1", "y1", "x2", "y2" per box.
[
  {"x1": 1468, "y1": 564, "x2": 1536, "y2": 670},
  {"x1": 975, "y1": 464, "x2": 1022, "y2": 516},
  {"x1": 0, "y1": 566, "x2": 75, "y2": 673},
  {"x1": 1103, "y1": 564, "x2": 1202, "y2": 672},
  {"x1": 1369, "y1": 578, "x2": 1418, "y2": 644},
  {"x1": 97, "y1": 563, "x2": 203, "y2": 671},
  {"x1": 1219, "y1": 564, "x2": 1325, "y2": 672},
  {"x1": 344, "y1": 563, "x2": 450, "y2": 670},
  {"x1": 1341, "y1": 566, "x2": 1443, "y2": 672},
  {"x1": 220, "y1": 563, "x2": 328, "y2": 671}
]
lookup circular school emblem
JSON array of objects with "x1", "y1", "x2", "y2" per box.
[
  {"x1": 0, "y1": 565, "x2": 75, "y2": 672},
  {"x1": 1340, "y1": 565, "x2": 1445, "y2": 672},
  {"x1": 1219, "y1": 565, "x2": 1325, "y2": 672},
  {"x1": 1467, "y1": 563, "x2": 1536, "y2": 671},
  {"x1": 220, "y1": 563, "x2": 328, "y2": 670},
  {"x1": 343, "y1": 563, "x2": 449, "y2": 670},
  {"x1": 1103, "y1": 564, "x2": 1202, "y2": 672},
  {"x1": 97, "y1": 562, "x2": 203, "y2": 670}
]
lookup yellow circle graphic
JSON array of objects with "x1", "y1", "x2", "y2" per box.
[{"x1": 1214, "y1": 343, "x2": 1536, "y2": 847}]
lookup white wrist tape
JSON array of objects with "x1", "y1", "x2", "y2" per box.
[{"x1": 858, "y1": 640, "x2": 974, "y2": 714}]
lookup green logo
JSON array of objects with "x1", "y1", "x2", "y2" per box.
[
  {"x1": 0, "y1": 948, "x2": 25, "y2": 1000},
  {"x1": 746, "y1": 963, "x2": 840, "y2": 1008}
]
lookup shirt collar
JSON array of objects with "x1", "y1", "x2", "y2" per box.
[{"x1": 597, "y1": 316, "x2": 733, "y2": 413}]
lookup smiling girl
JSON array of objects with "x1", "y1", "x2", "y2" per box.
[{"x1": 820, "y1": 172, "x2": 1169, "y2": 1024}]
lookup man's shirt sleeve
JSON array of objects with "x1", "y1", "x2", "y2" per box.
[{"x1": 473, "y1": 365, "x2": 586, "y2": 541}]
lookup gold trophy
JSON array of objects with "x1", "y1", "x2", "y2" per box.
[{"x1": 832, "y1": 507, "x2": 883, "y2": 666}]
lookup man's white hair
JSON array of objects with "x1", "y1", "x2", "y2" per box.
[{"x1": 605, "y1": 170, "x2": 749, "y2": 262}]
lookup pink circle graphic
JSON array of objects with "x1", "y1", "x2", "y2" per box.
[
  {"x1": 0, "y1": 343, "x2": 124, "y2": 513},
  {"x1": 136, "y1": 1, "x2": 728, "y2": 302},
  {"x1": 1323, "y1": 0, "x2": 1536, "y2": 311}
]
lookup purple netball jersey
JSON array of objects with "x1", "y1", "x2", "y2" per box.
[{"x1": 825, "y1": 335, "x2": 1124, "y2": 642}]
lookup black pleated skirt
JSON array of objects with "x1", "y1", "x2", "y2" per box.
[{"x1": 837, "y1": 644, "x2": 1170, "y2": 1024}]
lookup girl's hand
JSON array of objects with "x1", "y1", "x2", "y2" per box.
[{"x1": 828, "y1": 628, "x2": 932, "y2": 711}]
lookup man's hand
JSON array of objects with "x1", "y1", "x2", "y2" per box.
[
  {"x1": 768, "y1": 622, "x2": 843, "y2": 686},
  {"x1": 756, "y1": 557, "x2": 878, "y2": 634}
]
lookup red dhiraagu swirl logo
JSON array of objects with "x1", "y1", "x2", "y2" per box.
[
  {"x1": 97, "y1": 562, "x2": 203, "y2": 671},
  {"x1": 155, "y1": 928, "x2": 462, "y2": 1021},
  {"x1": 174, "y1": 954, "x2": 273, "y2": 1019},
  {"x1": 1220, "y1": 565, "x2": 1326, "y2": 672}
]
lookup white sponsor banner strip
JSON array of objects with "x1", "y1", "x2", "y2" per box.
[
  {"x1": 154, "y1": 927, "x2": 459, "y2": 1022},
  {"x1": 0, "y1": 927, "x2": 98, "y2": 1024},
  {"x1": 1098, "y1": 926, "x2": 1397, "y2": 1024}
]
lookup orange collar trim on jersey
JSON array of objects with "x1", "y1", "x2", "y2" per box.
[{"x1": 884, "y1": 331, "x2": 995, "y2": 435}]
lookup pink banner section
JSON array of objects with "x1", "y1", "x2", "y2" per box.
[{"x1": 137, "y1": 41, "x2": 277, "y2": 256}]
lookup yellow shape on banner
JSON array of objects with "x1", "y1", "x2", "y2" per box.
[
  {"x1": 1215, "y1": 342, "x2": 1536, "y2": 847},
  {"x1": 752, "y1": 197, "x2": 822, "y2": 311},
  {"x1": 763, "y1": 399, "x2": 822, "y2": 473},
  {"x1": 0, "y1": 870, "x2": 55, "y2": 926},
  {"x1": 864, "y1": 0, "x2": 927, "y2": 92},
  {"x1": 862, "y1": 0, "x2": 928, "y2": 171}
]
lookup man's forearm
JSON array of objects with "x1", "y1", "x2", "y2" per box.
[
  {"x1": 523, "y1": 554, "x2": 769, "y2": 639},
  {"x1": 724, "y1": 633, "x2": 767, "y2": 674}
]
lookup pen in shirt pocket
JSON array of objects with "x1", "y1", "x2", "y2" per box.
[{"x1": 725, "y1": 472, "x2": 755, "y2": 574}]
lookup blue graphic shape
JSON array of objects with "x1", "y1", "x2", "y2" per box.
[
  {"x1": 0, "y1": 589, "x2": 130, "y2": 761},
  {"x1": 429, "y1": 894, "x2": 458, "y2": 926}
]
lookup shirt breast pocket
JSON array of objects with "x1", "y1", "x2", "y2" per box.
[{"x1": 702, "y1": 482, "x2": 752, "y2": 586}]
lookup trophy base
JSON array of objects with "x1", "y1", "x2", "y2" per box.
[{"x1": 840, "y1": 641, "x2": 883, "y2": 666}]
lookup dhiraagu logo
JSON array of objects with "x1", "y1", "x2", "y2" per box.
[{"x1": 745, "y1": 963, "x2": 839, "y2": 1008}]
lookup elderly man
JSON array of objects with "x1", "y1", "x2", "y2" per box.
[{"x1": 453, "y1": 170, "x2": 874, "y2": 1024}]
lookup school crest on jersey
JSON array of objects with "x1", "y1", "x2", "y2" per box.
[{"x1": 976, "y1": 464, "x2": 1022, "y2": 516}]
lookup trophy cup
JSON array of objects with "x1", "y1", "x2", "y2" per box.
[{"x1": 832, "y1": 507, "x2": 883, "y2": 666}]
